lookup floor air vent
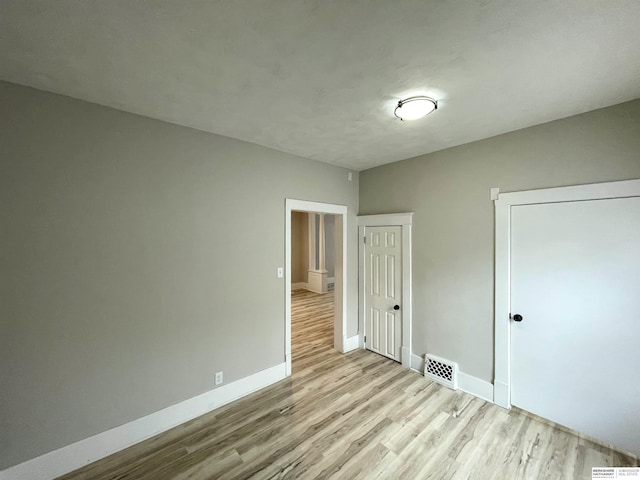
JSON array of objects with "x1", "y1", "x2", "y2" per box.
[{"x1": 424, "y1": 354, "x2": 458, "y2": 390}]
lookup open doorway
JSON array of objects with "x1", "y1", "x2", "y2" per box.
[
  {"x1": 290, "y1": 212, "x2": 335, "y2": 368},
  {"x1": 285, "y1": 199, "x2": 348, "y2": 376}
]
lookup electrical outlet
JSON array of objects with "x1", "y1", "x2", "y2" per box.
[{"x1": 215, "y1": 371, "x2": 223, "y2": 386}]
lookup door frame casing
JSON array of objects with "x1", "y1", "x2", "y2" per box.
[
  {"x1": 358, "y1": 213, "x2": 413, "y2": 369},
  {"x1": 285, "y1": 199, "x2": 348, "y2": 376},
  {"x1": 494, "y1": 179, "x2": 640, "y2": 408}
]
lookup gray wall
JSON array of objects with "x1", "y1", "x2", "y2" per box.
[
  {"x1": 291, "y1": 211, "x2": 309, "y2": 284},
  {"x1": 0, "y1": 81, "x2": 359, "y2": 469},
  {"x1": 360, "y1": 99, "x2": 640, "y2": 382}
]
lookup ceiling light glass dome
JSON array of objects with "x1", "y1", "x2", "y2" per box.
[{"x1": 394, "y1": 96, "x2": 438, "y2": 121}]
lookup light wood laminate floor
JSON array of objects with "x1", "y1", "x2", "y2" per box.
[{"x1": 59, "y1": 288, "x2": 638, "y2": 480}]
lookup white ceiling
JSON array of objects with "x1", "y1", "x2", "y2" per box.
[{"x1": 2, "y1": 1, "x2": 639, "y2": 171}]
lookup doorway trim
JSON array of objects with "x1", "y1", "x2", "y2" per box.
[
  {"x1": 285, "y1": 199, "x2": 348, "y2": 376},
  {"x1": 494, "y1": 179, "x2": 640, "y2": 408},
  {"x1": 357, "y1": 213, "x2": 413, "y2": 369}
]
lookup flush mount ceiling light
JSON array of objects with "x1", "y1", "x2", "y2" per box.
[{"x1": 394, "y1": 96, "x2": 438, "y2": 121}]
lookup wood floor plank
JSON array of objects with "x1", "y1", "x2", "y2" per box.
[{"x1": 57, "y1": 287, "x2": 639, "y2": 480}]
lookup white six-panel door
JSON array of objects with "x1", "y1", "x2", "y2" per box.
[
  {"x1": 510, "y1": 197, "x2": 640, "y2": 455},
  {"x1": 364, "y1": 226, "x2": 402, "y2": 361}
]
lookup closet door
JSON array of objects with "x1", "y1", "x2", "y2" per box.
[
  {"x1": 510, "y1": 197, "x2": 640, "y2": 455},
  {"x1": 364, "y1": 226, "x2": 402, "y2": 361}
]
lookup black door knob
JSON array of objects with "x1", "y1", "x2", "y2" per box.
[
  {"x1": 393, "y1": 305, "x2": 400, "y2": 310},
  {"x1": 513, "y1": 314, "x2": 523, "y2": 322}
]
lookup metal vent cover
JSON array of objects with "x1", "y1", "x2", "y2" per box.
[{"x1": 424, "y1": 354, "x2": 458, "y2": 390}]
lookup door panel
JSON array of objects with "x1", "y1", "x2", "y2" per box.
[
  {"x1": 371, "y1": 253, "x2": 380, "y2": 296},
  {"x1": 365, "y1": 226, "x2": 402, "y2": 361},
  {"x1": 371, "y1": 307, "x2": 380, "y2": 351},
  {"x1": 386, "y1": 255, "x2": 396, "y2": 299},
  {"x1": 511, "y1": 197, "x2": 640, "y2": 455},
  {"x1": 385, "y1": 311, "x2": 400, "y2": 358}
]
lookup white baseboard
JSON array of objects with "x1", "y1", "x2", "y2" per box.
[
  {"x1": 292, "y1": 282, "x2": 335, "y2": 292},
  {"x1": 493, "y1": 380, "x2": 510, "y2": 408},
  {"x1": 306, "y1": 270, "x2": 328, "y2": 294},
  {"x1": 411, "y1": 353, "x2": 494, "y2": 404},
  {"x1": 401, "y1": 347, "x2": 411, "y2": 369},
  {"x1": 0, "y1": 363, "x2": 287, "y2": 480},
  {"x1": 457, "y1": 371, "x2": 494, "y2": 403},
  {"x1": 342, "y1": 335, "x2": 360, "y2": 353},
  {"x1": 410, "y1": 352, "x2": 424, "y2": 373}
]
